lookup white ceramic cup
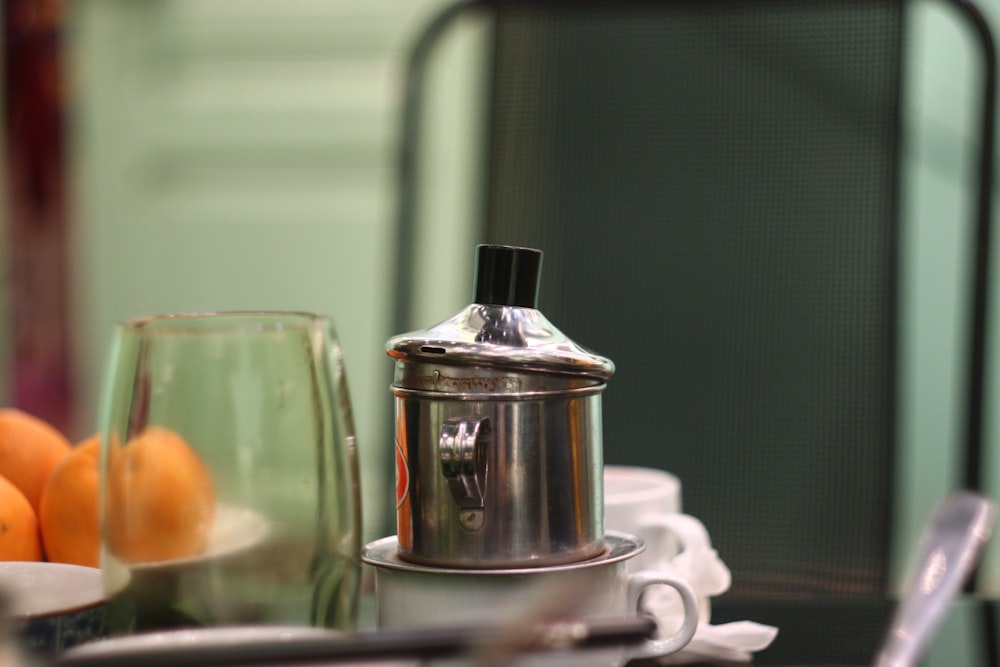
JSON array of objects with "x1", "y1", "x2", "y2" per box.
[
  {"x1": 363, "y1": 533, "x2": 699, "y2": 667},
  {"x1": 603, "y1": 465, "x2": 721, "y2": 622},
  {"x1": 603, "y1": 466, "x2": 707, "y2": 570}
]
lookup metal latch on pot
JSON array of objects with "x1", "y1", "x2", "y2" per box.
[{"x1": 439, "y1": 417, "x2": 489, "y2": 531}]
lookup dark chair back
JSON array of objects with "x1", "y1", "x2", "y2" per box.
[{"x1": 394, "y1": 1, "x2": 996, "y2": 662}]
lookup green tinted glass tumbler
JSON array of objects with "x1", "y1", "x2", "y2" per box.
[{"x1": 97, "y1": 312, "x2": 361, "y2": 632}]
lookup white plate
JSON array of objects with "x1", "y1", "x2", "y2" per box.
[
  {"x1": 64, "y1": 625, "x2": 340, "y2": 658},
  {"x1": 64, "y1": 626, "x2": 420, "y2": 666},
  {"x1": 128, "y1": 504, "x2": 270, "y2": 571}
]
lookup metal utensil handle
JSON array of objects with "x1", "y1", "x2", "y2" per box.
[
  {"x1": 872, "y1": 491, "x2": 996, "y2": 667},
  {"x1": 53, "y1": 617, "x2": 658, "y2": 667}
]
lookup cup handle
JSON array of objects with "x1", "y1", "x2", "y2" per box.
[
  {"x1": 640, "y1": 514, "x2": 732, "y2": 601},
  {"x1": 640, "y1": 513, "x2": 712, "y2": 556},
  {"x1": 625, "y1": 570, "x2": 699, "y2": 659}
]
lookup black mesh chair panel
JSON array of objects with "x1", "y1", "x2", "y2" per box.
[{"x1": 485, "y1": 0, "x2": 900, "y2": 597}]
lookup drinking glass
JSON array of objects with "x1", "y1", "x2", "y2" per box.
[{"x1": 96, "y1": 312, "x2": 361, "y2": 633}]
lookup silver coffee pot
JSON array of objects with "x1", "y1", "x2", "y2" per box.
[{"x1": 387, "y1": 245, "x2": 615, "y2": 569}]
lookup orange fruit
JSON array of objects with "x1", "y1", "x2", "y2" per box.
[
  {"x1": 0, "y1": 473, "x2": 42, "y2": 561},
  {"x1": 106, "y1": 427, "x2": 215, "y2": 564},
  {"x1": 39, "y1": 435, "x2": 101, "y2": 567},
  {"x1": 0, "y1": 408, "x2": 72, "y2": 514}
]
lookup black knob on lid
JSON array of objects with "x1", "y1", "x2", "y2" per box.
[{"x1": 473, "y1": 245, "x2": 543, "y2": 308}]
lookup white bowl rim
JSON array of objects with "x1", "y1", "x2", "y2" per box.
[{"x1": 0, "y1": 561, "x2": 106, "y2": 618}]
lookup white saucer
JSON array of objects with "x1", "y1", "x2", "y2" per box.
[{"x1": 128, "y1": 504, "x2": 270, "y2": 571}]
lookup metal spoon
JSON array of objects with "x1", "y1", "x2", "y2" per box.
[{"x1": 872, "y1": 491, "x2": 996, "y2": 667}]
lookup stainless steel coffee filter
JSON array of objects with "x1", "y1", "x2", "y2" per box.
[{"x1": 388, "y1": 245, "x2": 615, "y2": 568}]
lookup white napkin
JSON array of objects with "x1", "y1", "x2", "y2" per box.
[
  {"x1": 636, "y1": 516, "x2": 779, "y2": 664},
  {"x1": 657, "y1": 621, "x2": 781, "y2": 664}
]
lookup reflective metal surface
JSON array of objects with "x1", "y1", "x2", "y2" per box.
[
  {"x1": 362, "y1": 532, "x2": 641, "y2": 575},
  {"x1": 388, "y1": 303, "x2": 615, "y2": 392},
  {"x1": 393, "y1": 387, "x2": 606, "y2": 568},
  {"x1": 387, "y1": 247, "x2": 614, "y2": 569},
  {"x1": 872, "y1": 491, "x2": 995, "y2": 667}
]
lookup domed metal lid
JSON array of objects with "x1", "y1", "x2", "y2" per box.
[{"x1": 387, "y1": 245, "x2": 615, "y2": 383}]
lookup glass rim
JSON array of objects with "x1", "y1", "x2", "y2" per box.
[{"x1": 119, "y1": 310, "x2": 332, "y2": 335}]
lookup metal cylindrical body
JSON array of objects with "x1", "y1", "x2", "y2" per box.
[{"x1": 394, "y1": 381, "x2": 605, "y2": 568}]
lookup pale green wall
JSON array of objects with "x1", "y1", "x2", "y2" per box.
[
  {"x1": 896, "y1": 1, "x2": 980, "y2": 585},
  {"x1": 66, "y1": 0, "x2": 448, "y2": 542},
  {"x1": 899, "y1": 7, "x2": 989, "y2": 662}
]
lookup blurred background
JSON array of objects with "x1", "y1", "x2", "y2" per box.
[
  {"x1": 3, "y1": 2, "x2": 1000, "y2": 652},
  {"x1": 1, "y1": 0, "x2": 456, "y2": 546}
]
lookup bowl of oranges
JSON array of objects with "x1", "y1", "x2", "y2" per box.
[
  {"x1": 0, "y1": 409, "x2": 96, "y2": 568},
  {"x1": 0, "y1": 408, "x2": 109, "y2": 654},
  {"x1": 0, "y1": 408, "x2": 262, "y2": 652}
]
